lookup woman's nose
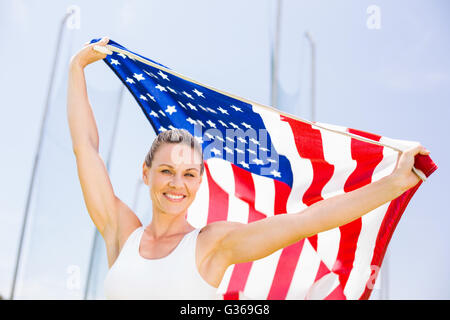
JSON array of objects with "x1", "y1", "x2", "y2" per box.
[{"x1": 169, "y1": 174, "x2": 184, "y2": 188}]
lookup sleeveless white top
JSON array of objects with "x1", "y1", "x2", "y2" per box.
[{"x1": 104, "y1": 226, "x2": 219, "y2": 299}]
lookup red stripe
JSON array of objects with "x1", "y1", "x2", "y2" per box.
[
  {"x1": 324, "y1": 284, "x2": 346, "y2": 300},
  {"x1": 283, "y1": 119, "x2": 335, "y2": 206},
  {"x1": 266, "y1": 240, "x2": 305, "y2": 299},
  {"x1": 225, "y1": 165, "x2": 264, "y2": 296},
  {"x1": 225, "y1": 262, "x2": 253, "y2": 294},
  {"x1": 266, "y1": 176, "x2": 300, "y2": 299},
  {"x1": 267, "y1": 119, "x2": 335, "y2": 299},
  {"x1": 204, "y1": 162, "x2": 229, "y2": 224},
  {"x1": 332, "y1": 129, "x2": 384, "y2": 289},
  {"x1": 223, "y1": 292, "x2": 239, "y2": 300},
  {"x1": 273, "y1": 179, "x2": 291, "y2": 214},
  {"x1": 314, "y1": 260, "x2": 331, "y2": 282}
]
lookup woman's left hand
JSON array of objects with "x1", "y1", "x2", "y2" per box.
[{"x1": 391, "y1": 144, "x2": 430, "y2": 192}]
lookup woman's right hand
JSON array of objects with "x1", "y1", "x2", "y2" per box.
[{"x1": 70, "y1": 36, "x2": 110, "y2": 69}]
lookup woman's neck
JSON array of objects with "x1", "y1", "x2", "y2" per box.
[{"x1": 146, "y1": 207, "x2": 193, "y2": 239}]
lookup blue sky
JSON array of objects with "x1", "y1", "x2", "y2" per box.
[{"x1": 0, "y1": 0, "x2": 448, "y2": 299}]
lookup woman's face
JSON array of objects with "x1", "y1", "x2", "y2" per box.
[{"x1": 143, "y1": 143, "x2": 203, "y2": 217}]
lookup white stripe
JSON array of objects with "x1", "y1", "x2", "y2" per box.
[
  {"x1": 284, "y1": 241, "x2": 321, "y2": 299},
  {"x1": 316, "y1": 123, "x2": 357, "y2": 269},
  {"x1": 252, "y1": 172, "x2": 275, "y2": 217},
  {"x1": 216, "y1": 265, "x2": 234, "y2": 295},
  {"x1": 227, "y1": 195, "x2": 250, "y2": 224},
  {"x1": 305, "y1": 272, "x2": 341, "y2": 300},
  {"x1": 343, "y1": 202, "x2": 390, "y2": 299},
  {"x1": 186, "y1": 167, "x2": 209, "y2": 228},
  {"x1": 242, "y1": 249, "x2": 283, "y2": 299},
  {"x1": 318, "y1": 122, "x2": 357, "y2": 199},
  {"x1": 344, "y1": 141, "x2": 397, "y2": 299},
  {"x1": 252, "y1": 104, "x2": 313, "y2": 214},
  {"x1": 206, "y1": 157, "x2": 235, "y2": 194}
]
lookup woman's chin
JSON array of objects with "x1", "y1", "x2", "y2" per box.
[{"x1": 160, "y1": 202, "x2": 189, "y2": 216}]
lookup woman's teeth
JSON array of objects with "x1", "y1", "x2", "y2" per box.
[{"x1": 164, "y1": 193, "x2": 185, "y2": 201}]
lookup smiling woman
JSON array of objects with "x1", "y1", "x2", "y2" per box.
[{"x1": 67, "y1": 37, "x2": 430, "y2": 300}]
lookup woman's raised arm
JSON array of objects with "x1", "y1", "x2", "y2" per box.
[
  {"x1": 67, "y1": 37, "x2": 123, "y2": 238},
  {"x1": 211, "y1": 144, "x2": 430, "y2": 267}
]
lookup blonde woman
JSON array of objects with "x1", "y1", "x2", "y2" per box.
[{"x1": 67, "y1": 37, "x2": 429, "y2": 299}]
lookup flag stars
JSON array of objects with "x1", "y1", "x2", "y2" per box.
[
  {"x1": 140, "y1": 95, "x2": 147, "y2": 101},
  {"x1": 118, "y1": 52, "x2": 127, "y2": 59},
  {"x1": 211, "y1": 147, "x2": 221, "y2": 156},
  {"x1": 237, "y1": 137, "x2": 247, "y2": 144},
  {"x1": 230, "y1": 105, "x2": 243, "y2": 112},
  {"x1": 146, "y1": 93, "x2": 156, "y2": 102},
  {"x1": 229, "y1": 122, "x2": 239, "y2": 129},
  {"x1": 157, "y1": 70, "x2": 170, "y2": 81},
  {"x1": 249, "y1": 138, "x2": 260, "y2": 145},
  {"x1": 194, "y1": 136, "x2": 203, "y2": 144},
  {"x1": 241, "y1": 122, "x2": 252, "y2": 129},
  {"x1": 187, "y1": 102, "x2": 197, "y2": 111},
  {"x1": 186, "y1": 117, "x2": 197, "y2": 125},
  {"x1": 224, "y1": 146, "x2": 233, "y2": 154},
  {"x1": 126, "y1": 77, "x2": 135, "y2": 84},
  {"x1": 143, "y1": 70, "x2": 159, "y2": 79},
  {"x1": 155, "y1": 84, "x2": 167, "y2": 92},
  {"x1": 182, "y1": 91, "x2": 194, "y2": 99},
  {"x1": 206, "y1": 107, "x2": 217, "y2": 114},
  {"x1": 133, "y1": 73, "x2": 145, "y2": 81},
  {"x1": 178, "y1": 101, "x2": 187, "y2": 109},
  {"x1": 165, "y1": 105, "x2": 177, "y2": 115},
  {"x1": 217, "y1": 107, "x2": 229, "y2": 115},
  {"x1": 270, "y1": 170, "x2": 281, "y2": 178},
  {"x1": 198, "y1": 105, "x2": 208, "y2": 112},
  {"x1": 206, "y1": 120, "x2": 216, "y2": 128},
  {"x1": 158, "y1": 110, "x2": 166, "y2": 117},
  {"x1": 167, "y1": 86, "x2": 177, "y2": 94},
  {"x1": 218, "y1": 120, "x2": 228, "y2": 128},
  {"x1": 149, "y1": 110, "x2": 159, "y2": 118},
  {"x1": 158, "y1": 126, "x2": 167, "y2": 132},
  {"x1": 193, "y1": 88, "x2": 205, "y2": 98},
  {"x1": 239, "y1": 161, "x2": 250, "y2": 169},
  {"x1": 252, "y1": 158, "x2": 264, "y2": 165},
  {"x1": 110, "y1": 59, "x2": 120, "y2": 65}
]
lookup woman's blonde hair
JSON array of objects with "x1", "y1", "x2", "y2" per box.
[{"x1": 144, "y1": 129, "x2": 204, "y2": 175}]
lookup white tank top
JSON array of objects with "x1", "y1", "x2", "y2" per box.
[{"x1": 104, "y1": 226, "x2": 220, "y2": 299}]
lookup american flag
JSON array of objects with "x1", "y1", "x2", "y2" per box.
[{"x1": 94, "y1": 38, "x2": 437, "y2": 300}]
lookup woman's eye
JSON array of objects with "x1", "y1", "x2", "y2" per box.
[
  {"x1": 185, "y1": 173, "x2": 195, "y2": 177},
  {"x1": 161, "y1": 169, "x2": 171, "y2": 174}
]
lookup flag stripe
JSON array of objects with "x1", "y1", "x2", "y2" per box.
[
  {"x1": 266, "y1": 240, "x2": 305, "y2": 299},
  {"x1": 333, "y1": 130, "x2": 384, "y2": 290},
  {"x1": 204, "y1": 162, "x2": 229, "y2": 223}
]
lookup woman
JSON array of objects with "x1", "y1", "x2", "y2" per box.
[{"x1": 67, "y1": 37, "x2": 430, "y2": 299}]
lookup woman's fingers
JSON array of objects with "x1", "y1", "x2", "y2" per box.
[{"x1": 403, "y1": 144, "x2": 429, "y2": 157}]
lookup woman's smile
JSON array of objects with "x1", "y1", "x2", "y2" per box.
[{"x1": 163, "y1": 192, "x2": 187, "y2": 202}]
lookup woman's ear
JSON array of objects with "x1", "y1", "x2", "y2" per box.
[{"x1": 142, "y1": 162, "x2": 149, "y2": 185}]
